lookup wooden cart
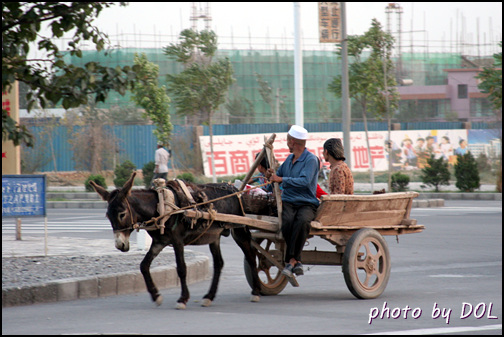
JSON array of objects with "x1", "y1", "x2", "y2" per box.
[{"x1": 185, "y1": 134, "x2": 424, "y2": 299}]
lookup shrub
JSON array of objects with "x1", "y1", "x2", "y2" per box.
[
  {"x1": 391, "y1": 172, "x2": 410, "y2": 192},
  {"x1": 176, "y1": 172, "x2": 195, "y2": 183},
  {"x1": 455, "y1": 151, "x2": 480, "y2": 192},
  {"x1": 85, "y1": 174, "x2": 107, "y2": 192},
  {"x1": 142, "y1": 161, "x2": 155, "y2": 188},
  {"x1": 114, "y1": 160, "x2": 136, "y2": 188},
  {"x1": 420, "y1": 154, "x2": 450, "y2": 192},
  {"x1": 476, "y1": 153, "x2": 491, "y2": 172}
]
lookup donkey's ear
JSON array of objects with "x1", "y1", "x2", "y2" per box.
[
  {"x1": 119, "y1": 172, "x2": 137, "y2": 198},
  {"x1": 90, "y1": 181, "x2": 110, "y2": 201}
]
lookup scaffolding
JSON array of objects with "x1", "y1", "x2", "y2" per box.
[{"x1": 59, "y1": 2, "x2": 500, "y2": 125}]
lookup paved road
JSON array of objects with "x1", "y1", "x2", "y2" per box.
[
  {"x1": 2, "y1": 209, "x2": 110, "y2": 236},
  {"x1": 2, "y1": 200, "x2": 502, "y2": 335}
]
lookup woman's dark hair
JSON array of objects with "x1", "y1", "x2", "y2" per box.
[{"x1": 323, "y1": 138, "x2": 346, "y2": 161}]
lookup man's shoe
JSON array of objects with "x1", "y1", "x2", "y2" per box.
[
  {"x1": 293, "y1": 262, "x2": 304, "y2": 276},
  {"x1": 281, "y1": 264, "x2": 299, "y2": 287},
  {"x1": 282, "y1": 264, "x2": 294, "y2": 278}
]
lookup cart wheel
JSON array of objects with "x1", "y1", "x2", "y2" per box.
[
  {"x1": 244, "y1": 238, "x2": 288, "y2": 296},
  {"x1": 342, "y1": 228, "x2": 391, "y2": 299}
]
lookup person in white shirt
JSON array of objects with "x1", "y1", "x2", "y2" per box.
[{"x1": 154, "y1": 141, "x2": 170, "y2": 181}]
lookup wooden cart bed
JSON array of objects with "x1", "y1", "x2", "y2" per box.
[{"x1": 185, "y1": 191, "x2": 424, "y2": 236}]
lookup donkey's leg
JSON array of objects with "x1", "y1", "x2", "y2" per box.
[
  {"x1": 172, "y1": 239, "x2": 190, "y2": 309},
  {"x1": 201, "y1": 239, "x2": 224, "y2": 307},
  {"x1": 231, "y1": 227, "x2": 261, "y2": 302},
  {"x1": 140, "y1": 242, "x2": 165, "y2": 306}
]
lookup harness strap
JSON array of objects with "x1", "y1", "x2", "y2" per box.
[
  {"x1": 129, "y1": 181, "x2": 272, "y2": 233},
  {"x1": 156, "y1": 187, "x2": 178, "y2": 235},
  {"x1": 175, "y1": 179, "x2": 196, "y2": 205}
]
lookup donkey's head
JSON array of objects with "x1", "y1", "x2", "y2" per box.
[{"x1": 90, "y1": 172, "x2": 137, "y2": 252}]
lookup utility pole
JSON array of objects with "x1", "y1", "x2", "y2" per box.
[
  {"x1": 294, "y1": 2, "x2": 303, "y2": 127},
  {"x1": 341, "y1": 2, "x2": 351, "y2": 169}
]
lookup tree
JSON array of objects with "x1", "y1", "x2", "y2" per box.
[
  {"x1": 164, "y1": 29, "x2": 235, "y2": 182},
  {"x1": 454, "y1": 152, "x2": 480, "y2": 192},
  {"x1": 420, "y1": 155, "x2": 451, "y2": 192},
  {"x1": 477, "y1": 41, "x2": 502, "y2": 192},
  {"x1": 328, "y1": 19, "x2": 399, "y2": 191},
  {"x1": 63, "y1": 101, "x2": 117, "y2": 174},
  {"x1": 2, "y1": 2, "x2": 141, "y2": 147},
  {"x1": 477, "y1": 41, "x2": 502, "y2": 111},
  {"x1": 114, "y1": 160, "x2": 136, "y2": 188},
  {"x1": 130, "y1": 53, "x2": 172, "y2": 143},
  {"x1": 391, "y1": 172, "x2": 410, "y2": 192},
  {"x1": 225, "y1": 88, "x2": 255, "y2": 124}
]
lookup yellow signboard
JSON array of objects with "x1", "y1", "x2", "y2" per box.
[
  {"x1": 2, "y1": 81, "x2": 21, "y2": 175},
  {"x1": 318, "y1": 2, "x2": 342, "y2": 43}
]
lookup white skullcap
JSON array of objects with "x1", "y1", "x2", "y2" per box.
[{"x1": 288, "y1": 125, "x2": 308, "y2": 140}]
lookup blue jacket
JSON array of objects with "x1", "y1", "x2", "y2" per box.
[{"x1": 277, "y1": 148, "x2": 320, "y2": 207}]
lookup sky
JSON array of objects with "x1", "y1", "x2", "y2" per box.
[{"x1": 89, "y1": 2, "x2": 503, "y2": 56}]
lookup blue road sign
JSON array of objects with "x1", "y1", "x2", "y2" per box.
[{"x1": 2, "y1": 175, "x2": 46, "y2": 217}]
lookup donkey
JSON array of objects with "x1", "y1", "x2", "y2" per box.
[{"x1": 90, "y1": 172, "x2": 261, "y2": 309}]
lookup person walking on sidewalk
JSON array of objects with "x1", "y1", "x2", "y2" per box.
[
  {"x1": 266, "y1": 125, "x2": 320, "y2": 279},
  {"x1": 154, "y1": 141, "x2": 170, "y2": 182}
]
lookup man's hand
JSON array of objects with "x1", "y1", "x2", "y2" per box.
[
  {"x1": 265, "y1": 168, "x2": 274, "y2": 179},
  {"x1": 266, "y1": 168, "x2": 282, "y2": 183}
]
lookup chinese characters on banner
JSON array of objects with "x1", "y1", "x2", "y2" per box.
[
  {"x1": 199, "y1": 129, "x2": 469, "y2": 178},
  {"x1": 318, "y1": 2, "x2": 342, "y2": 43}
]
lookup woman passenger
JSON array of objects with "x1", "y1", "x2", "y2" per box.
[{"x1": 323, "y1": 138, "x2": 354, "y2": 195}]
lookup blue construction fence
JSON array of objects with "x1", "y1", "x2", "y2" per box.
[{"x1": 23, "y1": 121, "x2": 499, "y2": 173}]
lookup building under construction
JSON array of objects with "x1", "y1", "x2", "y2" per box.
[{"x1": 63, "y1": 43, "x2": 498, "y2": 125}]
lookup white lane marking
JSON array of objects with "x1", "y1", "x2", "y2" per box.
[
  {"x1": 412, "y1": 206, "x2": 502, "y2": 214},
  {"x1": 364, "y1": 323, "x2": 502, "y2": 335},
  {"x1": 428, "y1": 274, "x2": 485, "y2": 278}
]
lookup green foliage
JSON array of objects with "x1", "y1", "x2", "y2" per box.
[
  {"x1": 163, "y1": 29, "x2": 217, "y2": 64},
  {"x1": 176, "y1": 172, "x2": 195, "y2": 183},
  {"x1": 476, "y1": 153, "x2": 492, "y2": 172},
  {"x1": 142, "y1": 161, "x2": 155, "y2": 188},
  {"x1": 85, "y1": 174, "x2": 107, "y2": 192},
  {"x1": 164, "y1": 29, "x2": 235, "y2": 123},
  {"x1": 391, "y1": 172, "x2": 410, "y2": 192},
  {"x1": 255, "y1": 72, "x2": 273, "y2": 106},
  {"x1": 454, "y1": 152, "x2": 480, "y2": 192},
  {"x1": 114, "y1": 160, "x2": 136, "y2": 188},
  {"x1": 225, "y1": 94, "x2": 255, "y2": 124},
  {"x1": 131, "y1": 53, "x2": 173, "y2": 143},
  {"x1": 2, "y1": 2, "x2": 141, "y2": 147},
  {"x1": 420, "y1": 155, "x2": 451, "y2": 192},
  {"x1": 328, "y1": 19, "x2": 399, "y2": 121},
  {"x1": 476, "y1": 41, "x2": 502, "y2": 110}
]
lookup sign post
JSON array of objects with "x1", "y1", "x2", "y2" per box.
[{"x1": 2, "y1": 175, "x2": 48, "y2": 254}]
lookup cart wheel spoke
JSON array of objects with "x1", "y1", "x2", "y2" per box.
[
  {"x1": 263, "y1": 269, "x2": 274, "y2": 284},
  {"x1": 244, "y1": 238, "x2": 288, "y2": 296},
  {"x1": 356, "y1": 258, "x2": 367, "y2": 270},
  {"x1": 343, "y1": 229, "x2": 391, "y2": 299}
]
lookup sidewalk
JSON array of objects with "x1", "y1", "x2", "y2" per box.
[{"x1": 45, "y1": 183, "x2": 501, "y2": 209}]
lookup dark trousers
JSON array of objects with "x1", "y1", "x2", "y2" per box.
[
  {"x1": 150, "y1": 172, "x2": 168, "y2": 188},
  {"x1": 281, "y1": 202, "x2": 317, "y2": 263}
]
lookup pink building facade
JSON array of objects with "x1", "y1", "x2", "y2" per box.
[{"x1": 396, "y1": 68, "x2": 495, "y2": 122}]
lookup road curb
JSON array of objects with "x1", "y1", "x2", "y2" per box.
[
  {"x1": 2, "y1": 254, "x2": 209, "y2": 308},
  {"x1": 46, "y1": 193, "x2": 501, "y2": 209}
]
